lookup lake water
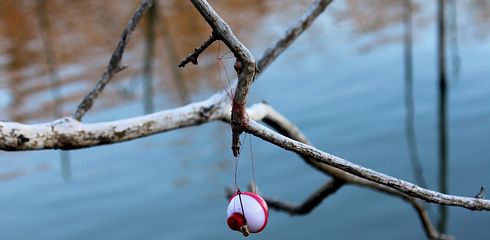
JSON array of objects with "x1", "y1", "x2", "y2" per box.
[{"x1": 1, "y1": 1, "x2": 489, "y2": 239}]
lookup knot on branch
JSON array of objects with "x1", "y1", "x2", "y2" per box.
[
  {"x1": 17, "y1": 134, "x2": 30, "y2": 145},
  {"x1": 198, "y1": 104, "x2": 216, "y2": 119}
]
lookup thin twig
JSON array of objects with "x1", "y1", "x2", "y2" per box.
[
  {"x1": 178, "y1": 34, "x2": 216, "y2": 68},
  {"x1": 188, "y1": 0, "x2": 333, "y2": 158},
  {"x1": 410, "y1": 199, "x2": 453, "y2": 239},
  {"x1": 73, "y1": 0, "x2": 153, "y2": 121},
  {"x1": 189, "y1": 0, "x2": 256, "y2": 157},
  {"x1": 257, "y1": 0, "x2": 333, "y2": 72},
  {"x1": 265, "y1": 178, "x2": 345, "y2": 215}
]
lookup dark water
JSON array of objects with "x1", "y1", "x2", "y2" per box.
[{"x1": 1, "y1": 1, "x2": 490, "y2": 239}]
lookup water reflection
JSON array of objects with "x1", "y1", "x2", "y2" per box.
[
  {"x1": 403, "y1": 0, "x2": 426, "y2": 189},
  {"x1": 1, "y1": 1, "x2": 488, "y2": 121},
  {"x1": 447, "y1": 0, "x2": 460, "y2": 84},
  {"x1": 437, "y1": 0, "x2": 448, "y2": 233},
  {"x1": 333, "y1": 0, "x2": 419, "y2": 52},
  {"x1": 142, "y1": 1, "x2": 156, "y2": 114},
  {"x1": 36, "y1": 0, "x2": 72, "y2": 182},
  {"x1": 159, "y1": 2, "x2": 190, "y2": 104},
  {"x1": 332, "y1": 0, "x2": 490, "y2": 235},
  {"x1": 466, "y1": 0, "x2": 490, "y2": 38},
  {"x1": 0, "y1": 0, "x2": 308, "y2": 121}
]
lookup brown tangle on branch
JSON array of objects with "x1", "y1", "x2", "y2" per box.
[{"x1": 188, "y1": 0, "x2": 257, "y2": 157}]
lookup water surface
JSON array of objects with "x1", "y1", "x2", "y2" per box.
[{"x1": 1, "y1": 1, "x2": 489, "y2": 239}]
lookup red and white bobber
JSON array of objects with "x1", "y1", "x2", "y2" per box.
[{"x1": 227, "y1": 191, "x2": 269, "y2": 236}]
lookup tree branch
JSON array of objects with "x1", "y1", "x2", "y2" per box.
[
  {"x1": 352, "y1": 171, "x2": 451, "y2": 239},
  {"x1": 188, "y1": 0, "x2": 334, "y2": 158},
  {"x1": 178, "y1": 34, "x2": 216, "y2": 67},
  {"x1": 257, "y1": 0, "x2": 333, "y2": 72},
  {"x1": 0, "y1": 0, "x2": 330, "y2": 152},
  {"x1": 244, "y1": 119, "x2": 490, "y2": 211},
  {"x1": 188, "y1": 0, "x2": 257, "y2": 157},
  {"x1": 0, "y1": 92, "x2": 229, "y2": 151},
  {"x1": 73, "y1": 0, "x2": 153, "y2": 121},
  {"x1": 252, "y1": 103, "x2": 448, "y2": 239}
]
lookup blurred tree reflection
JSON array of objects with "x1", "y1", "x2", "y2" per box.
[
  {"x1": 0, "y1": 0, "x2": 286, "y2": 121},
  {"x1": 1, "y1": 0, "x2": 488, "y2": 123},
  {"x1": 333, "y1": 0, "x2": 420, "y2": 52}
]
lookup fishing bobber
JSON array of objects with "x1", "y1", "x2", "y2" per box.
[{"x1": 227, "y1": 191, "x2": 269, "y2": 236}]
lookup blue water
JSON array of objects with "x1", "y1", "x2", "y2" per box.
[{"x1": 1, "y1": 1, "x2": 490, "y2": 239}]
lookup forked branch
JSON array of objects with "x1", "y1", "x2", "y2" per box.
[
  {"x1": 73, "y1": 0, "x2": 154, "y2": 121},
  {"x1": 188, "y1": 0, "x2": 257, "y2": 157},
  {"x1": 178, "y1": 34, "x2": 216, "y2": 67}
]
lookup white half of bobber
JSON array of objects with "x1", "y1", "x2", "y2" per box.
[{"x1": 227, "y1": 192, "x2": 269, "y2": 233}]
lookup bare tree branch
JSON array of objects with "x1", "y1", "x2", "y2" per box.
[
  {"x1": 178, "y1": 34, "x2": 216, "y2": 67},
  {"x1": 257, "y1": 0, "x2": 333, "y2": 72},
  {"x1": 244, "y1": 119, "x2": 490, "y2": 211},
  {"x1": 187, "y1": 0, "x2": 334, "y2": 157},
  {"x1": 0, "y1": 92, "x2": 229, "y2": 151},
  {"x1": 188, "y1": 0, "x2": 257, "y2": 157},
  {"x1": 73, "y1": 0, "x2": 153, "y2": 121},
  {"x1": 2, "y1": 105, "x2": 489, "y2": 211},
  {"x1": 255, "y1": 103, "x2": 448, "y2": 239}
]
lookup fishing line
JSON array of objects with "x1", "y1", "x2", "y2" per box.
[
  {"x1": 215, "y1": 41, "x2": 234, "y2": 98},
  {"x1": 233, "y1": 133, "x2": 249, "y2": 231},
  {"x1": 233, "y1": 133, "x2": 248, "y2": 189},
  {"x1": 248, "y1": 135, "x2": 257, "y2": 193},
  {"x1": 220, "y1": 49, "x2": 268, "y2": 236},
  {"x1": 216, "y1": 42, "x2": 260, "y2": 232}
]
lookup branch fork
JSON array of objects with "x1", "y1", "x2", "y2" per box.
[{"x1": 182, "y1": 0, "x2": 258, "y2": 157}]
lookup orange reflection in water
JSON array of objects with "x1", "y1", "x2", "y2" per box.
[
  {"x1": 0, "y1": 0, "x2": 306, "y2": 122},
  {"x1": 1, "y1": 0, "x2": 488, "y2": 122}
]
